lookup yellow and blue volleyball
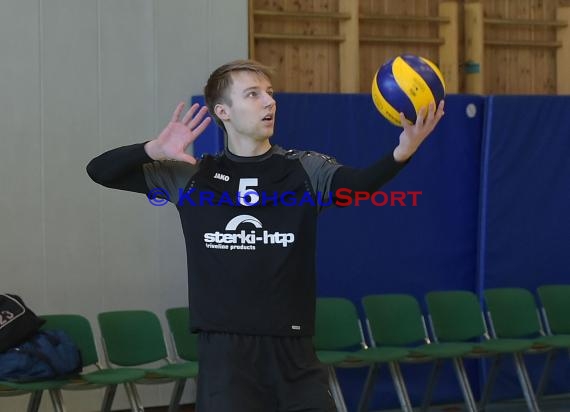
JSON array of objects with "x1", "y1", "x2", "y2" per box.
[{"x1": 371, "y1": 54, "x2": 446, "y2": 126}]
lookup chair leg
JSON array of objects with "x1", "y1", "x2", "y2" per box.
[
  {"x1": 421, "y1": 360, "x2": 442, "y2": 412},
  {"x1": 124, "y1": 382, "x2": 144, "y2": 412},
  {"x1": 27, "y1": 391, "x2": 43, "y2": 412},
  {"x1": 168, "y1": 379, "x2": 187, "y2": 412},
  {"x1": 56, "y1": 390, "x2": 67, "y2": 412},
  {"x1": 48, "y1": 389, "x2": 66, "y2": 412},
  {"x1": 357, "y1": 364, "x2": 379, "y2": 412},
  {"x1": 513, "y1": 353, "x2": 540, "y2": 412},
  {"x1": 452, "y1": 358, "x2": 478, "y2": 412},
  {"x1": 479, "y1": 355, "x2": 502, "y2": 411},
  {"x1": 327, "y1": 366, "x2": 348, "y2": 412},
  {"x1": 537, "y1": 350, "x2": 556, "y2": 399},
  {"x1": 101, "y1": 385, "x2": 117, "y2": 412},
  {"x1": 388, "y1": 361, "x2": 413, "y2": 412}
]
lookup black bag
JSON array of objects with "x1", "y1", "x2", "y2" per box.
[{"x1": 0, "y1": 294, "x2": 45, "y2": 353}]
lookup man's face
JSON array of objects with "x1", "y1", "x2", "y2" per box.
[{"x1": 218, "y1": 71, "x2": 276, "y2": 141}]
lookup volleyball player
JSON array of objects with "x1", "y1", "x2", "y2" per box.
[{"x1": 87, "y1": 59, "x2": 444, "y2": 411}]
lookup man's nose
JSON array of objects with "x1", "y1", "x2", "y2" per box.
[{"x1": 263, "y1": 93, "x2": 275, "y2": 108}]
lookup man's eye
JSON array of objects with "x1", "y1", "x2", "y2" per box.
[{"x1": 247, "y1": 91, "x2": 257, "y2": 97}]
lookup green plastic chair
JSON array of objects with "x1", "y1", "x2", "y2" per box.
[
  {"x1": 164, "y1": 307, "x2": 200, "y2": 409},
  {"x1": 0, "y1": 379, "x2": 67, "y2": 412},
  {"x1": 360, "y1": 294, "x2": 477, "y2": 412},
  {"x1": 41, "y1": 314, "x2": 146, "y2": 412},
  {"x1": 0, "y1": 315, "x2": 84, "y2": 412},
  {"x1": 98, "y1": 310, "x2": 198, "y2": 412},
  {"x1": 537, "y1": 285, "x2": 570, "y2": 335},
  {"x1": 536, "y1": 284, "x2": 570, "y2": 397},
  {"x1": 483, "y1": 287, "x2": 569, "y2": 351},
  {"x1": 315, "y1": 297, "x2": 410, "y2": 412},
  {"x1": 426, "y1": 290, "x2": 540, "y2": 412},
  {"x1": 483, "y1": 288, "x2": 570, "y2": 404},
  {"x1": 165, "y1": 307, "x2": 199, "y2": 363}
]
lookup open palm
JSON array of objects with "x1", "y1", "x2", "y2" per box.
[{"x1": 146, "y1": 102, "x2": 211, "y2": 164}]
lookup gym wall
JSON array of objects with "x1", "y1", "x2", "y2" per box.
[{"x1": 0, "y1": 0, "x2": 247, "y2": 411}]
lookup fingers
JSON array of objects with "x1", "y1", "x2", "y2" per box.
[
  {"x1": 416, "y1": 102, "x2": 437, "y2": 127},
  {"x1": 173, "y1": 102, "x2": 210, "y2": 126},
  {"x1": 191, "y1": 116, "x2": 212, "y2": 137},
  {"x1": 181, "y1": 103, "x2": 201, "y2": 125},
  {"x1": 417, "y1": 101, "x2": 444, "y2": 131},
  {"x1": 399, "y1": 112, "x2": 409, "y2": 130},
  {"x1": 171, "y1": 102, "x2": 186, "y2": 123},
  {"x1": 436, "y1": 100, "x2": 445, "y2": 120},
  {"x1": 426, "y1": 102, "x2": 436, "y2": 122},
  {"x1": 415, "y1": 105, "x2": 428, "y2": 126},
  {"x1": 180, "y1": 104, "x2": 212, "y2": 140},
  {"x1": 187, "y1": 106, "x2": 210, "y2": 130}
]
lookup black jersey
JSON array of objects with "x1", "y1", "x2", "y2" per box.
[
  {"x1": 87, "y1": 141, "x2": 408, "y2": 337},
  {"x1": 143, "y1": 145, "x2": 341, "y2": 336}
]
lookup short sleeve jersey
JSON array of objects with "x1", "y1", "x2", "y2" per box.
[{"x1": 143, "y1": 145, "x2": 341, "y2": 337}]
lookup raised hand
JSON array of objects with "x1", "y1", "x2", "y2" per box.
[
  {"x1": 145, "y1": 102, "x2": 211, "y2": 164},
  {"x1": 393, "y1": 100, "x2": 445, "y2": 162}
]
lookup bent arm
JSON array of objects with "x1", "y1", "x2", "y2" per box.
[
  {"x1": 331, "y1": 100, "x2": 444, "y2": 196},
  {"x1": 86, "y1": 101, "x2": 211, "y2": 196},
  {"x1": 331, "y1": 153, "x2": 408, "y2": 194},
  {"x1": 86, "y1": 143, "x2": 150, "y2": 194}
]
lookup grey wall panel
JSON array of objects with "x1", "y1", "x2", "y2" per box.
[
  {"x1": 0, "y1": 1, "x2": 44, "y2": 307},
  {"x1": 0, "y1": 2, "x2": 44, "y2": 410},
  {"x1": 208, "y1": 0, "x2": 249, "y2": 70},
  {"x1": 0, "y1": 0, "x2": 248, "y2": 410},
  {"x1": 42, "y1": 0, "x2": 101, "y2": 316},
  {"x1": 98, "y1": 0, "x2": 159, "y2": 312},
  {"x1": 155, "y1": 0, "x2": 209, "y2": 126}
]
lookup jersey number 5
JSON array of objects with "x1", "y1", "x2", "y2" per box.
[{"x1": 238, "y1": 178, "x2": 259, "y2": 206}]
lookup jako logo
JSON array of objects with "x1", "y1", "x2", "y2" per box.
[
  {"x1": 214, "y1": 172, "x2": 230, "y2": 181},
  {"x1": 204, "y1": 214, "x2": 295, "y2": 251}
]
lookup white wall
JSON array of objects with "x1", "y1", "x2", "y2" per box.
[{"x1": 0, "y1": 0, "x2": 247, "y2": 410}]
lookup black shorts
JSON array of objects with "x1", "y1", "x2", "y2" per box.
[{"x1": 196, "y1": 332, "x2": 337, "y2": 412}]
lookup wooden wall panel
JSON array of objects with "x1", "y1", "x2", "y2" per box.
[
  {"x1": 483, "y1": 0, "x2": 558, "y2": 94},
  {"x1": 358, "y1": 0, "x2": 442, "y2": 92},
  {"x1": 558, "y1": 7, "x2": 570, "y2": 93},
  {"x1": 531, "y1": 1, "x2": 558, "y2": 92},
  {"x1": 250, "y1": 0, "x2": 570, "y2": 94},
  {"x1": 252, "y1": 0, "x2": 341, "y2": 92},
  {"x1": 484, "y1": 1, "x2": 508, "y2": 93}
]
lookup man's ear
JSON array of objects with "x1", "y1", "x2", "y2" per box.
[{"x1": 215, "y1": 103, "x2": 229, "y2": 121}]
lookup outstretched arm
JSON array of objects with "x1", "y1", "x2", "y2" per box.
[
  {"x1": 332, "y1": 101, "x2": 445, "y2": 193},
  {"x1": 86, "y1": 102, "x2": 211, "y2": 193}
]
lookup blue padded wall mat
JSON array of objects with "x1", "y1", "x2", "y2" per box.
[
  {"x1": 272, "y1": 93, "x2": 485, "y2": 409},
  {"x1": 477, "y1": 95, "x2": 570, "y2": 400},
  {"x1": 478, "y1": 95, "x2": 570, "y2": 291}
]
